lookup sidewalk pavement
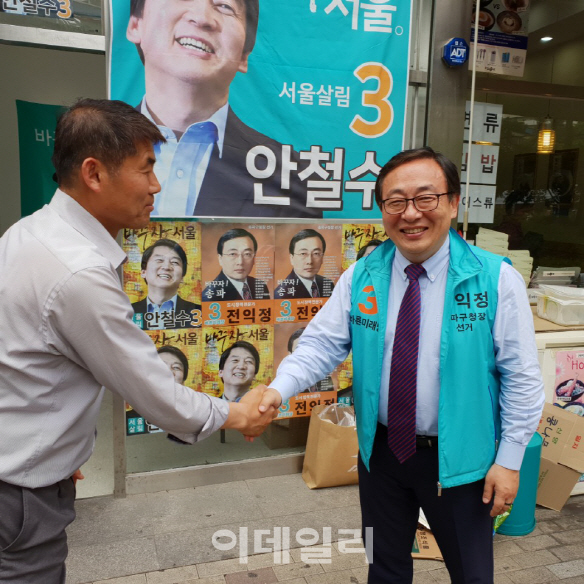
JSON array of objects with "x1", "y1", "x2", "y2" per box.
[{"x1": 66, "y1": 473, "x2": 584, "y2": 584}]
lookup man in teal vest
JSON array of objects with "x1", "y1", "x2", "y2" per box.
[{"x1": 257, "y1": 147, "x2": 544, "y2": 582}]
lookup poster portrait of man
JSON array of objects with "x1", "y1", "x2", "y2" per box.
[
  {"x1": 218, "y1": 340, "x2": 260, "y2": 402},
  {"x1": 202, "y1": 228, "x2": 270, "y2": 301},
  {"x1": 125, "y1": 0, "x2": 319, "y2": 219},
  {"x1": 274, "y1": 228, "x2": 335, "y2": 299},
  {"x1": 132, "y1": 238, "x2": 201, "y2": 329}
]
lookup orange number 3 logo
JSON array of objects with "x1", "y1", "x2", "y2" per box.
[
  {"x1": 350, "y1": 62, "x2": 393, "y2": 139},
  {"x1": 358, "y1": 285, "x2": 378, "y2": 315}
]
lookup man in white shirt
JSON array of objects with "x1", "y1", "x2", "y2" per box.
[
  {"x1": 0, "y1": 98, "x2": 277, "y2": 583},
  {"x1": 255, "y1": 147, "x2": 544, "y2": 583},
  {"x1": 126, "y1": 0, "x2": 318, "y2": 218}
]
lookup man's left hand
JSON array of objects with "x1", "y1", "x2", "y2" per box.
[{"x1": 482, "y1": 463, "x2": 519, "y2": 517}]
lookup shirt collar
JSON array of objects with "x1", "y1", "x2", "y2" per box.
[
  {"x1": 141, "y1": 98, "x2": 227, "y2": 158},
  {"x1": 393, "y1": 236, "x2": 450, "y2": 283},
  {"x1": 146, "y1": 295, "x2": 177, "y2": 312},
  {"x1": 49, "y1": 189, "x2": 127, "y2": 271}
]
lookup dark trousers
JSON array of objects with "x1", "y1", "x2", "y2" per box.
[
  {"x1": 358, "y1": 424, "x2": 494, "y2": 583},
  {"x1": 0, "y1": 478, "x2": 76, "y2": 583}
]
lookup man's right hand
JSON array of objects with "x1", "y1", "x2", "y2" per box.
[{"x1": 222, "y1": 385, "x2": 280, "y2": 437}]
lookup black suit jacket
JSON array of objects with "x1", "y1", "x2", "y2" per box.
[
  {"x1": 132, "y1": 295, "x2": 201, "y2": 329},
  {"x1": 274, "y1": 271, "x2": 335, "y2": 299},
  {"x1": 141, "y1": 101, "x2": 322, "y2": 218},
  {"x1": 202, "y1": 271, "x2": 270, "y2": 302}
]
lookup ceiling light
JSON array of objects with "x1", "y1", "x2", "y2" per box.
[{"x1": 540, "y1": 36, "x2": 553, "y2": 42}]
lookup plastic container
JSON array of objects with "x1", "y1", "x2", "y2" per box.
[
  {"x1": 498, "y1": 432, "x2": 542, "y2": 536},
  {"x1": 536, "y1": 285, "x2": 584, "y2": 326}
]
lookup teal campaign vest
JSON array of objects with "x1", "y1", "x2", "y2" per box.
[{"x1": 350, "y1": 229, "x2": 511, "y2": 489}]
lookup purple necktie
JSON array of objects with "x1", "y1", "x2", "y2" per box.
[
  {"x1": 311, "y1": 281, "x2": 319, "y2": 298},
  {"x1": 242, "y1": 282, "x2": 252, "y2": 300},
  {"x1": 387, "y1": 263, "x2": 426, "y2": 463}
]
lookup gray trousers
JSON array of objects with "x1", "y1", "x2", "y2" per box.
[{"x1": 0, "y1": 478, "x2": 76, "y2": 583}]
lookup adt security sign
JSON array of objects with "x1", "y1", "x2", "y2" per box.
[{"x1": 443, "y1": 38, "x2": 469, "y2": 67}]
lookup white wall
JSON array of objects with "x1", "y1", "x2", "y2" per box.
[{"x1": 0, "y1": 44, "x2": 106, "y2": 235}]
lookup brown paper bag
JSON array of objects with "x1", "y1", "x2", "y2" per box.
[{"x1": 302, "y1": 404, "x2": 359, "y2": 489}]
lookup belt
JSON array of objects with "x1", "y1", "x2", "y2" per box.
[{"x1": 416, "y1": 435, "x2": 439, "y2": 448}]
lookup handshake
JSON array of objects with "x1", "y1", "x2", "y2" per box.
[{"x1": 223, "y1": 385, "x2": 283, "y2": 439}]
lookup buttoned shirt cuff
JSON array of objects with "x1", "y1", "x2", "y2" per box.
[
  {"x1": 269, "y1": 374, "x2": 299, "y2": 403},
  {"x1": 168, "y1": 398, "x2": 230, "y2": 445},
  {"x1": 495, "y1": 439, "x2": 527, "y2": 471}
]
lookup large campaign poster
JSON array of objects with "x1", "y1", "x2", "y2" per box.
[{"x1": 108, "y1": 0, "x2": 412, "y2": 219}]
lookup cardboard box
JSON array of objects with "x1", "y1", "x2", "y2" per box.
[
  {"x1": 536, "y1": 403, "x2": 584, "y2": 511},
  {"x1": 411, "y1": 526, "x2": 443, "y2": 561}
]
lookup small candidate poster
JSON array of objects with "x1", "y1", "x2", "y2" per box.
[
  {"x1": 555, "y1": 351, "x2": 584, "y2": 418},
  {"x1": 108, "y1": 0, "x2": 412, "y2": 220},
  {"x1": 342, "y1": 223, "x2": 387, "y2": 269},
  {"x1": 470, "y1": 0, "x2": 530, "y2": 77},
  {"x1": 274, "y1": 223, "x2": 342, "y2": 324},
  {"x1": 201, "y1": 223, "x2": 275, "y2": 326},
  {"x1": 126, "y1": 328, "x2": 201, "y2": 435},
  {"x1": 122, "y1": 221, "x2": 202, "y2": 331},
  {"x1": 201, "y1": 324, "x2": 274, "y2": 400},
  {"x1": 273, "y1": 322, "x2": 337, "y2": 419}
]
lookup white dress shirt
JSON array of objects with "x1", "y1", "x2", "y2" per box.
[
  {"x1": 226, "y1": 276, "x2": 247, "y2": 298},
  {"x1": 296, "y1": 273, "x2": 316, "y2": 296},
  {"x1": 0, "y1": 190, "x2": 229, "y2": 488},
  {"x1": 271, "y1": 237, "x2": 544, "y2": 471},
  {"x1": 141, "y1": 100, "x2": 228, "y2": 217}
]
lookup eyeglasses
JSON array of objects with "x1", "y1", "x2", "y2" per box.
[
  {"x1": 222, "y1": 252, "x2": 255, "y2": 261},
  {"x1": 381, "y1": 192, "x2": 453, "y2": 215},
  {"x1": 293, "y1": 251, "x2": 324, "y2": 260}
]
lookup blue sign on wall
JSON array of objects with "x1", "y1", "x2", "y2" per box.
[{"x1": 443, "y1": 38, "x2": 469, "y2": 67}]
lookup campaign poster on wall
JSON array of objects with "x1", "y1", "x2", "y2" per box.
[
  {"x1": 126, "y1": 328, "x2": 201, "y2": 435},
  {"x1": 341, "y1": 223, "x2": 387, "y2": 268},
  {"x1": 274, "y1": 322, "x2": 336, "y2": 418},
  {"x1": 108, "y1": 0, "x2": 412, "y2": 220},
  {"x1": 1, "y1": 0, "x2": 73, "y2": 18},
  {"x1": 201, "y1": 223, "x2": 275, "y2": 326},
  {"x1": 122, "y1": 221, "x2": 202, "y2": 330},
  {"x1": 273, "y1": 321, "x2": 353, "y2": 418},
  {"x1": 273, "y1": 223, "x2": 342, "y2": 324},
  {"x1": 201, "y1": 324, "x2": 274, "y2": 400},
  {"x1": 470, "y1": 0, "x2": 529, "y2": 77}
]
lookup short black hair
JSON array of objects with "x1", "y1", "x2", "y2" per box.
[
  {"x1": 287, "y1": 327, "x2": 306, "y2": 353},
  {"x1": 141, "y1": 239, "x2": 188, "y2": 277},
  {"x1": 158, "y1": 345, "x2": 189, "y2": 381},
  {"x1": 219, "y1": 340, "x2": 260, "y2": 375},
  {"x1": 374, "y1": 147, "x2": 460, "y2": 209},
  {"x1": 356, "y1": 239, "x2": 384, "y2": 261},
  {"x1": 52, "y1": 98, "x2": 164, "y2": 187},
  {"x1": 217, "y1": 228, "x2": 258, "y2": 255},
  {"x1": 129, "y1": 0, "x2": 259, "y2": 64},
  {"x1": 289, "y1": 229, "x2": 326, "y2": 255}
]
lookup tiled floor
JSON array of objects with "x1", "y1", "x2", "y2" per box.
[{"x1": 66, "y1": 474, "x2": 584, "y2": 584}]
